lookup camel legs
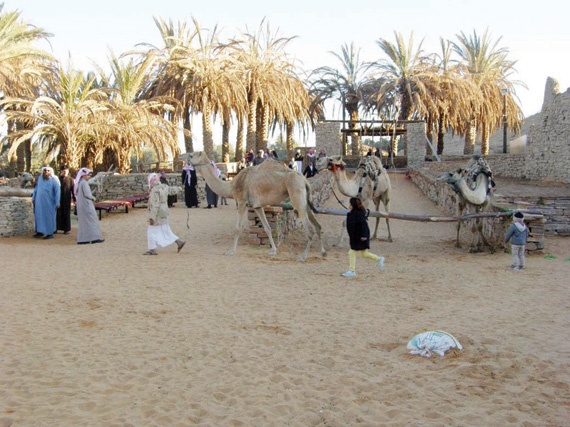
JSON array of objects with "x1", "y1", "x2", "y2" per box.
[
  {"x1": 226, "y1": 202, "x2": 249, "y2": 256},
  {"x1": 307, "y1": 209, "x2": 327, "y2": 258},
  {"x1": 254, "y1": 207, "x2": 279, "y2": 257},
  {"x1": 371, "y1": 195, "x2": 392, "y2": 242}
]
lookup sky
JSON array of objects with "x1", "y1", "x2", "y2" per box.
[{"x1": 11, "y1": 0, "x2": 570, "y2": 146}]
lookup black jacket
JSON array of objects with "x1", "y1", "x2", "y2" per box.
[{"x1": 346, "y1": 209, "x2": 370, "y2": 250}]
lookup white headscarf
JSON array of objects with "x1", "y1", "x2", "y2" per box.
[
  {"x1": 40, "y1": 166, "x2": 60, "y2": 185},
  {"x1": 74, "y1": 167, "x2": 92, "y2": 196},
  {"x1": 147, "y1": 173, "x2": 161, "y2": 191}
]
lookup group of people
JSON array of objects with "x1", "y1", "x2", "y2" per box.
[
  {"x1": 30, "y1": 159, "x2": 530, "y2": 270},
  {"x1": 32, "y1": 165, "x2": 104, "y2": 244}
]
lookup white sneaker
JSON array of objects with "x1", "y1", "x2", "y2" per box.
[
  {"x1": 341, "y1": 270, "x2": 356, "y2": 277},
  {"x1": 378, "y1": 257, "x2": 385, "y2": 270}
]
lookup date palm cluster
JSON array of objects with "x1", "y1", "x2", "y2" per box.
[{"x1": 0, "y1": 4, "x2": 523, "y2": 176}]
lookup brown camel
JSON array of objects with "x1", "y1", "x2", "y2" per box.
[
  {"x1": 440, "y1": 156, "x2": 496, "y2": 253},
  {"x1": 187, "y1": 152, "x2": 326, "y2": 261},
  {"x1": 316, "y1": 155, "x2": 392, "y2": 244}
]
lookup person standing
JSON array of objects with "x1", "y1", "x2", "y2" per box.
[
  {"x1": 74, "y1": 168, "x2": 104, "y2": 244},
  {"x1": 294, "y1": 149, "x2": 304, "y2": 173},
  {"x1": 32, "y1": 166, "x2": 61, "y2": 240},
  {"x1": 504, "y1": 211, "x2": 529, "y2": 270},
  {"x1": 303, "y1": 161, "x2": 318, "y2": 178},
  {"x1": 56, "y1": 165, "x2": 75, "y2": 235},
  {"x1": 204, "y1": 160, "x2": 220, "y2": 209},
  {"x1": 341, "y1": 197, "x2": 385, "y2": 277},
  {"x1": 181, "y1": 162, "x2": 199, "y2": 208},
  {"x1": 144, "y1": 173, "x2": 185, "y2": 255}
]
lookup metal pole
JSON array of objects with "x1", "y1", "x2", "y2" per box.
[{"x1": 502, "y1": 91, "x2": 508, "y2": 153}]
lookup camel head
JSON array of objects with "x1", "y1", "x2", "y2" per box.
[
  {"x1": 316, "y1": 155, "x2": 345, "y2": 173},
  {"x1": 187, "y1": 151, "x2": 210, "y2": 167}
]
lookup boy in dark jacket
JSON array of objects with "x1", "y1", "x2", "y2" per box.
[
  {"x1": 504, "y1": 211, "x2": 529, "y2": 270},
  {"x1": 342, "y1": 197, "x2": 385, "y2": 277}
]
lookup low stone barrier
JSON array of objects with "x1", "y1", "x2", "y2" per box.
[{"x1": 408, "y1": 166, "x2": 546, "y2": 252}]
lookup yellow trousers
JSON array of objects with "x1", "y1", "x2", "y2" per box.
[{"x1": 348, "y1": 249, "x2": 380, "y2": 271}]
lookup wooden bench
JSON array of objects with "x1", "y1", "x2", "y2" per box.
[{"x1": 93, "y1": 194, "x2": 149, "y2": 220}]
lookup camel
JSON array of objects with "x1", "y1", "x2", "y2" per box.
[
  {"x1": 316, "y1": 155, "x2": 392, "y2": 244},
  {"x1": 187, "y1": 152, "x2": 326, "y2": 261},
  {"x1": 439, "y1": 156, "x2": 496, "y2": 253}
]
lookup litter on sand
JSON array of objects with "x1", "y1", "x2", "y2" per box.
[{"x1": 407, "y1": 330, "x2": 463, "y2": 358}]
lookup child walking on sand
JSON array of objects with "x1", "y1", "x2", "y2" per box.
[
  {"x1": 341, "y1": 197, "x2": 385, "y2": 277},
  {"x1": 504, "y1": 211, "x2": 528, "y2": 270}
]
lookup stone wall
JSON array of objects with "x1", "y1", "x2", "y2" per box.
[
  {"x1": 0, "y1": 197, "x2": 34, "y2": 237},
  {"x1": 525, "y1": 78, "x2": 570, "y2": 183},
  {"x1": 315, "y1": 122, "x2": 342, "y2": 155}
]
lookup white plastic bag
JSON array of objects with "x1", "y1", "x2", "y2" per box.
[{"x1": 407, "y1": 330, "x2": 463, "y2": 358}]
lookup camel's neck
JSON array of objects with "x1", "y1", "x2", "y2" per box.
[
  {"x1": 195, "y1": 164, "x2": 232, "y2": 197},
  {"x1": 331, "y1": 165, "x2": 363, "y2": 197},
  {"x1": 455, "y1": 173, "x2": 489, "y2": 206}
]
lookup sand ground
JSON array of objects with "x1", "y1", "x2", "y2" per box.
[{"x1": 1, "y1": 172, "x2": 569, "y2": 427}]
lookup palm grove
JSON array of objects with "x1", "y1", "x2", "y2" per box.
[{"x1": 0, "y1": 4, "x2": 523, "y2": 176}]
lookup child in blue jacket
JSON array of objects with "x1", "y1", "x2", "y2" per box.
[{"x1": 504, "y1": 211, "x2": 529, "y2": 270}]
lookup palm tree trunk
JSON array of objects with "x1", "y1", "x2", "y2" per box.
[
  {"x1": 202, "y1": 105, "x2": 214, "y2": 159},
  {"x1": 480, "y1": 122, "x2": 490, "y2": 155},
  {"x1": 258, "y1": 103, "x2": 269, "y2": 153},
  {"x1": 222, "y1": 111, "x2": 230, "y2": 163},
  {"x1": 286, "y1": 120, "x2": 294, "y2": 159},
  {"x1": 463, "y1": 116, "x2": 476, "y2": 155},
  {"x1": 235, "y1": 114, "x2": 245, "y2": 161},
  {"x1": 349, "y1": 110, "x2": 360, "y2": 156},
  {"x1": 183, "y1": 105, "x2": 193, "y2": 153},
  {"x1": 246, "y1": 90, "x2": 257, "y2": 153},
  {"x1": 437, "y1": 115, "x2": 445, "y2": 155}
]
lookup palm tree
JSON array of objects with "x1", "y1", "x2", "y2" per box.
[
  {"x1": 429, "y1": 38, "x2": 481, "y2": 155},
  {"x1": 231, "y1": 19, "x2": 298, "y2": 154},
  {"x1": 309, "y1": 42, "x2": 371, "y2": 155},
  {"x1": 452, "y1": 29, "x2": 524, "y2": 155},
  {"x1": 138, "y1": 17, "x2": 204, "y2": 155},
  {"x1": 95, "y1": 51, "x2": 181, "y2": 173},
  {"x1": 0, "y1": 3, "x2": 53, "y2": 174},
  {"x1": 2, "y1": 63, "x2": 109, "y2": 170},
  {"x1": 370, "y1": 32, "x2": 436, "y2": 156}
]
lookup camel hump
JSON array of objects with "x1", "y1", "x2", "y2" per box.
[{"x1": 359, "y1": 156, "x2": 383, "y2": 179}]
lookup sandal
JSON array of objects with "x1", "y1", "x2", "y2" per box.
[
  {"x1": 177, "y1": 241, "x2": 186, "y2": 253},
  {"x1": 143, "y1": 250, "x2": 158, "y2": 255}
]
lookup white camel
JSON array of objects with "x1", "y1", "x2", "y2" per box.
[
  {"x1": 316, "y1": 155, "x2": 392, "y2": 244},
  {"x1": 439, "y1": 156, "x2": 496, "y2": 252},
  {"x1": 187, "y1": 152, "x2": 326, "y2": 261}
]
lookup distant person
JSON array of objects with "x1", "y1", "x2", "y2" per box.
[
  {"x1": 253, "y1": 150, "x2": 265, "y2": 166},
  {"x1": 366, "y1": 148, "x2": 373, "y2": 157},
  {"x1": 341, "y1": 197, "x2": 385, "y2": 277},
  {"x1": 144, "y1": 173, "x2": 185, "y2": 255},
  {"x1": 181, "y1": 162, "x2": 199, "y2": 208},
  {"x1": 56, "y1": 164, "x2": 75, "y2": 235},
  {"x1": 270, "y1": 150, "x2": 278, "y2": 159},
  {"x1": 204, "y1": 160, "x2": 220, "y2": 208},
  {"x1": 294, "y1": 149, "x2": 303, "y2": 172},
  {"x1": 160, "y1": 171, "x2": 177, "y2": 208},
  {"x1": 74, "y1": 167, "x2": 104, "y2": 244},
  {"x1": 245, "y1": 150, "x2": 255, "y2": 167},
  {"x1": 32, "y1": 166, "x2": 60, "y2": 240},
  {"x1": 219, "y1": 174, "x2": 229, "y2": 206},
  {"x1": 374, "y1": 147, "x2": 381, "y2": 158},
  {"x1": 288, "y1": 157, "x2": 299, "y2": 172},
  {"x1": 318, "y1": 148, "x2": 327, "y2": 159},
  {"x1": 303, "y1": 161, "x2": 318, "y2": 178},
  {"x1": 504, "y1": 211, "x2": 529, "y2": 270}
]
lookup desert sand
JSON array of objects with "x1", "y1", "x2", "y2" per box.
[{"x1": 1, "y1": 172, "x2": 569, "y2": 426}]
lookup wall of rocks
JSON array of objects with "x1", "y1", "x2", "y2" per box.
[{"x1": 0, "y1": 197, "x2": 35, "y2": 237}]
